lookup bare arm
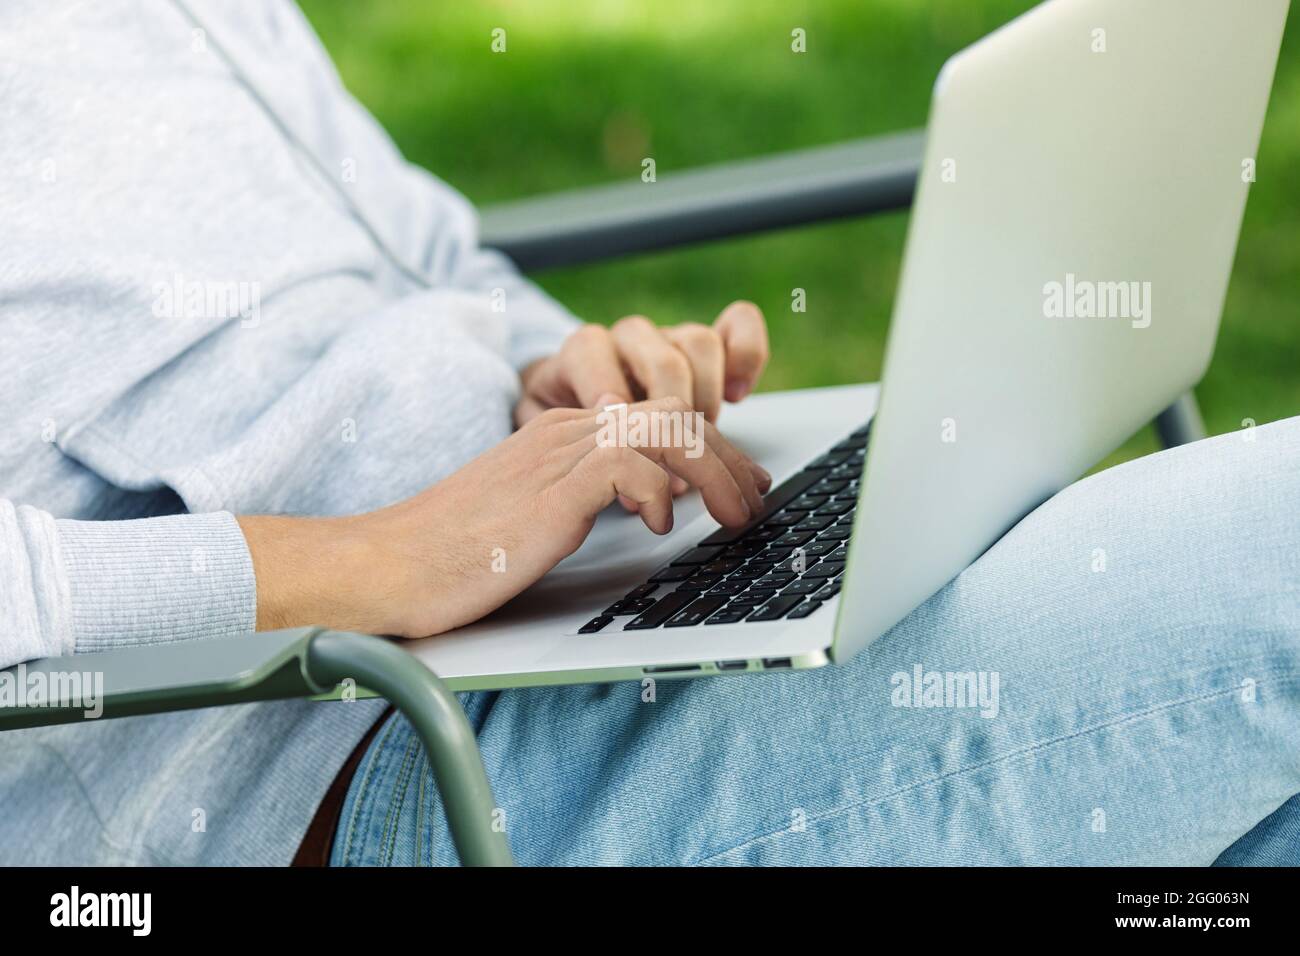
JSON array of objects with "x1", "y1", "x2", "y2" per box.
[{"x1": 238, "y1": 399, "x2": 770, "y2": 639}]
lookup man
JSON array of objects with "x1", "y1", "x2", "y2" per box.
[{"x1": 3, "y1": 0, "x2": 1298, "y2": 866}]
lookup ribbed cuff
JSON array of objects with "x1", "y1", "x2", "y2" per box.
[{"x1": 58, "y1": 511, "x2": 257, "y2": 655}]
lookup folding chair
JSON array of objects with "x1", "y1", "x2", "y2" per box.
[{"x1": 0, "y1": 129, "x2": 1207, "y2": 867}]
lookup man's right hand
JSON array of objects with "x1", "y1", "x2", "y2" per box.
[{"x1": 238, "y1": 397, "x2": 771, "y2": 639}]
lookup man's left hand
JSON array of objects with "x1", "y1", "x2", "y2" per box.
[{"x1": 515, "y1": 300, "x2": 770, "y2": 428}]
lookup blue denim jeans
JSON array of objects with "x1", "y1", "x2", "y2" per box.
[{"x1": 332, "y1": 418, "x2": 1300, "y2": 865}]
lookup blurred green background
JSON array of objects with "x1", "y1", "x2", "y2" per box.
[{"x1": 299, "y1": 0, "x2": 1299, "y2": 466}]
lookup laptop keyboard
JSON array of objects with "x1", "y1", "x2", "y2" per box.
[{"x1": 578, "y1": 421, "x2": 869, "y2": 633}]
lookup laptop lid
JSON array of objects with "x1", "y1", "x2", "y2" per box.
[{"x1": 834, "y1": 0, "x2": 1291, "y2": 661}]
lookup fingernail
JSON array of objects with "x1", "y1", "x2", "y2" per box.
[{"x1": 725, "y1": 379, "x2": 751, "y2": 402}]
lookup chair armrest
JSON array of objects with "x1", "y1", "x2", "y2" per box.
[
  {"x1": 481, "y1": 128, "x2": 924, "y2": 270},
  {"x1": 0, "y1": 630, "x2": 513, "y2": 865},
  {"x1": 0, "y1": 628, "x2": 322, "y2": 731}
]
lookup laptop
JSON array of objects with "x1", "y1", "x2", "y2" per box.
[{"x1": 407, "y1": 0, "x2": 1291, "y2": 690}]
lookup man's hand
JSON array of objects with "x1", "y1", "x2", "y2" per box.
[
  {"x1": 239, "y1": 398, "x2": 771, "y2": 639},
  {"x1": 515, "y1": 300, "x2": 770, "y2": 427}
]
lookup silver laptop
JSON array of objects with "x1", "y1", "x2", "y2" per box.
[{"x1": 408, "y1": 0, "x2": 1291, "y2": 690}]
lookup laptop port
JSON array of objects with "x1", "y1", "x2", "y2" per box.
[
  {"x1": 643, "y1": 664, "x2": 702, "y2": 675},
  {"x1": 762, "y1": 657, "x2": 793, "y2": 670},
  {"x1": 715, "y1": 659, "x2": 748, "y2": 671}
]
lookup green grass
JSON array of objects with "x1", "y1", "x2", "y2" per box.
[{"x1": 299, "y1": 0, "x2": 1300, "y2": 466}]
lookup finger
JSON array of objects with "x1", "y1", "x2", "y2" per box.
[
  {"x1": 529, "y1": 325, "x2": 633, "y2": 411},
  {"x1": 641, "y1": 441, "x2": 749, "y2": 527},
  {"x1": 516, "y1": 355, "x2": 573, "y2": 413},
  {"x1": 618, "y1": 399, "x2": 754, "y2": 527},
  {"x1": 596, "y1": 396, "x2": 640, "y2": 513},
  {"x1": 514, "y1": 394, "x2": 549, "y2": 426},
  {"x1": 571, "y1": 445, "x2": 675, "y2": 535},
  {"x1": 620, "y1": 467, "x2": 686, "y2": 513},
  {"x1": 713, "y1": 300, "x2": 770, "y2": 402},
  {"x1": 575, "y1": 398, "x2": 768, "y2": 517},
  {"x1": 665, "y1": 323, "x2": 726, "y2": 422},
  {"x1": 635, "y1": 398, "x2": 767, "y2": 514},
  {"x1": 691, "y1": 414, "x2": 769, "y2": 515},
  {"x1": 611, "y1": 315, "x2": 694, "y2": 405},
  {"x1": 562, "y1": 405, "x2": 661, "y2": 516}
]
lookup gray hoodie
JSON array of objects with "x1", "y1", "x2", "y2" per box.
[{"x1": 0, "y1": 0, "x2": 576, "y2": 863}]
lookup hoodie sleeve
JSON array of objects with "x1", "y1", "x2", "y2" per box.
[{"x1": 0, "y1": 500, "x2": 255, "y2": 669}]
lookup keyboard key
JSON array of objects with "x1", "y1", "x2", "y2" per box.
[
  {"x1": 807, "y1": 452, "x2": 850, "y2": 470},
  {"x1": 707, "y1": 579, "x2": 751, "y2": 596},
  {"x1": 812, "y1": 581, "x2": 842, "y2": 600},
  {"x1": 739, "y1": 548, "x2": 781, "y2": 568},
  {"x1": 818, "y1": 526, "x2": 852, "y2": 541},
  {"x1": 623, "y1": 583, "x2": 659, "y2": 601},
  {"x1": 780, "y1": 578, "x2": 824, "y2": 596},
  {"x1": 649, "y1": 564, "x2": 698, "y2": 583},
  {"x1": 671, "y1": 545, "x2": 725, "y2": 566},
  {"x1": 785, "y1": 495, "x2": 828, "y2": 512},
  {"x1": 698, "y1": 470, "x2": 819, "y2": 545},
  {"x1": 728, "y1": 591, "x2": 767, "y2": 607},
  {"x1": 675, "y1": 574, "x2": 722, "y2": 593},
  {"x1": 773, "y1": 555, "x2": 819, "y2": 574},
  {"x1": 801, "y1": 540, "x2": 841, "y2": 558},
  {"x1": 603, "y1": 598, "x2": 656, "y2": 616},
  {"x1": 764, "y1": 512, "x2": 803, "y2": 528},
  {"x1": 705, "y1": 606, "x2": 751, "y2": 625},
  {"x1": 746, "y1": 595, "x2": 804, "y2": 622},
  {"x1": 774, "y1": 531, "x2": 816, "y2": 548},
  {"x1": 793, "y1": 515, "x2": 836, "y2": 532},
  {"x1": 579, "y1": 616, "x2": 613, "y2": 633},
  {"x1": 700, "y1": 559, "x2": 744, "y2": 576},
  {"x1": 804, "y1": 560, "x2": 845, "y2": 580},
  {"x1": 810, "y1": 478, "x2": 848, "y2": 495},
  {"x1": 752, "y1": 572, "x2": 796, "y2": 590},
  {"x1": 814, "y1": 500, "x2": 854, "y2": 516},
  {"x1": 625, "y1": 591, "x2": 697, "y2": 629},
  {"x1": 787, "y1": 600, "x2": 824, "y2": 619},
  {"x1": 666, "y1": 596, "x2": 728, "y2": 627}
]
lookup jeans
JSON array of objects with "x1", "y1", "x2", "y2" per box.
[{"x1": 332, "y1": 418, "x2": 1300, "y2": 865}]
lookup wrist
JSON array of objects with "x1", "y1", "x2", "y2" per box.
[{"x1": 237, "y1": 514, "x2": 389, "y2": 634}]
